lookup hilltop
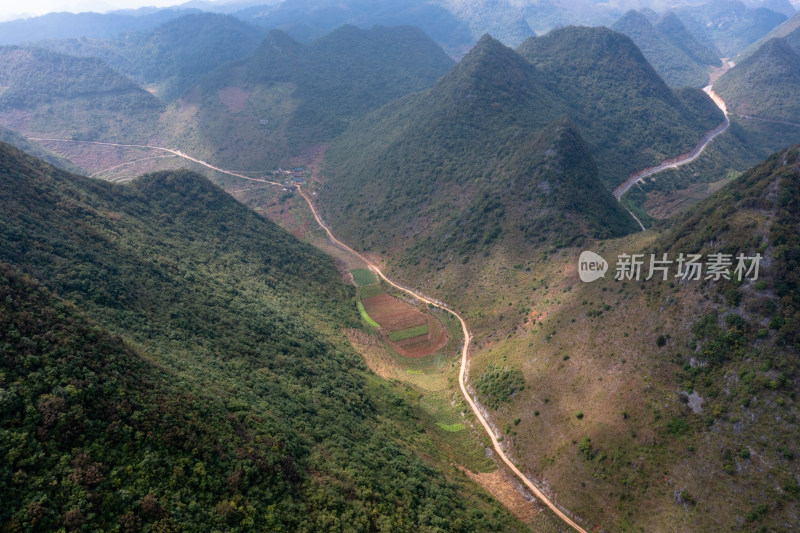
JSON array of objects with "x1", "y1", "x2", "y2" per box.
[
  {"x1": 655, "y1": 11, "x2": 722, "y2": 67},
  {"x1": 0, "y1": 141, "x2": 527, "y2": 531},
  {"x1": 517, "y1": 26, "x2": 724, "y2": 188},
  {"x1": 318, "y1": 34, "x2": 648, "y2": 268},
  {"x1": 0, "y1": 46, "x2": 163, "y2": 141},
  {"x1": 35, "y1": 13, "x2": 267, "y2": 101},
  {"x1": 612, "y1": 10, "x2": 712, "y2": 87},
  {"x1": 715, "y1": 37, "x2": 800, "y2": 121}
]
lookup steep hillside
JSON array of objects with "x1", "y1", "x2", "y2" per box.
[
  {"x1": 455, "y1": 145, "x2": 800, "y2": 531},
  {"x1": 0, "y1": 46, "x2": 163, "y2": 141},
  {"x1": 0, "y1": 141, "x2": 526, "y2": 531},
  {"x1": 739, "y1": 11, "x2": 800, "y2": 59},
  {"x1": 676, "y1": 0, "x2": 787, "y2": 57},
  {"x1": 654, "y1": 11, "x2": 721, "y2": 67},
  {"x1": 612, "y1": 10, "x2": 711, "y2": 87},
  {"x1": 35, "y1": 13, "x2": 267, "y2": 101},
  {"x1": 167, "y1": 24, "x2": 455, "y2": 169},
  {"x1": 715, "y1": 37, "x2": 800, "y2": 121},
  {"x1": 0, "y1": 124, "x2": 84, "y2": 173},
  {"x1": 517, "y1": 26, "x2": 725, "y2": 188},
  {"x1": 319, "y1": 35, "x2": 638, "y2": 266}
]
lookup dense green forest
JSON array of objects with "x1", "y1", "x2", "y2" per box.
[
  {"x1": 36, "y1": 14, "x2": 267, "y2": 101},
  {"x1": 0, "y1": 142, "x2": 524, "y2": 531}
]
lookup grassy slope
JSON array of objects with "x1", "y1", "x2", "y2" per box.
[
  {"x1": 0, "y1": 142, "x2": 527, "y2": 531},
  {"x1": 442, "y1": 146, "x2": 800, "y2": 531},
  {"x1": 0, "y1": 46, "x2": 164, "y2": 142}
]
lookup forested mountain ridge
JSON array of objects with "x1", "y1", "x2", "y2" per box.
[
  {"x1": 319, "y1": 35, "x2": 639, "y2": 267},
  {"x1": 515, "y1": 26, "x2": 724, "y2": 187},
  {"x1": 0, "y1": 141, "x2": 525, "y2": 531},
  {"x1": 655, "y1": 11, "x2": 721, "y2": 67}
]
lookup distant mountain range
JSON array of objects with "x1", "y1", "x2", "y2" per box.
[
  {"x1": 675, "y1": 0, "x2": 788, "y2": 57},
  {"x1": 0, "y1": 8, "x2": 200, "y2": 44},
  {"x1": 35, "y1": 13, "x2": 267, "y2": 101}
]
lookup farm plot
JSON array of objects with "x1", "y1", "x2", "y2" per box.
[{"x1": 361, "y1": 293, "x2": 448, "y2": 357}]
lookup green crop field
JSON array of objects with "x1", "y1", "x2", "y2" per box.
[
  {"x1": 388, "y1": 323, "x2": 429, "y2": 342},
  {"x1": 351, "y1": 268, "x2": 378, "y2": 286},
  {"x1": 436, "y1": 422, "x2": 465, "y2": 432},
  {"x1": 357, "y1": 300, "x2": 380, "y2": 328}
]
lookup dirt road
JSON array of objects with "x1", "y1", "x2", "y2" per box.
[{"x1": 27, "y1": 135, "x2": 590, "y2": 531}]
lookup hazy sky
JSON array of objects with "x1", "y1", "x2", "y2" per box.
[{"x1": 0, "y1": 0, "x2": 185, "y2": 21}]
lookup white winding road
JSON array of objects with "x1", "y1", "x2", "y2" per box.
[{"x1": 612, "y1": 86, "x2": 729, "y2": 200}]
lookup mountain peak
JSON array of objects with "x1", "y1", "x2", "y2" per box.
[
  {"x1": 617, "y1": 9, "x2": 653, "y2": 27},
  {"x1": 438, "y1": 32, "x2": 544, "y2": 100}
]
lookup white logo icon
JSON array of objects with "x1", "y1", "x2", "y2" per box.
[{"x1": 579, "y1": 251, "x2": 607, "y2": 283}]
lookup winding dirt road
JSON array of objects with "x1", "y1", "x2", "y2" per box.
[
  {"x1": 29, "y1": 136, "x2": 589, "y2": 530},
  {"x1": 612, "y1": 87, "x2": 729, "y2": 200}
]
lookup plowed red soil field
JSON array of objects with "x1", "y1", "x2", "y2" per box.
[{"x1": 361, "y1": 294, "x2": 448, "y2": 357}]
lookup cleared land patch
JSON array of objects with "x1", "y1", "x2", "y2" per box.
[{"x1": 351, "y1": 268, "x2": 378, "y2": 286}]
